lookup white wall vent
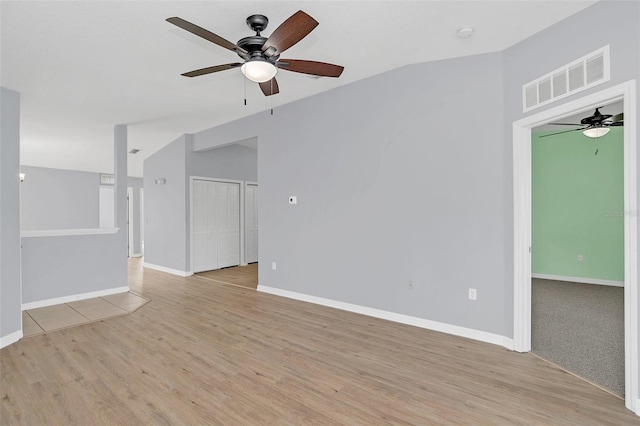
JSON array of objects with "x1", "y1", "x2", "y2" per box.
[
  {"x1": 100, "y1": 173, "x2": 115, "y2": 185},
  {"x1": 522, "y1": 45, "x2": 610, "y2": 113}
]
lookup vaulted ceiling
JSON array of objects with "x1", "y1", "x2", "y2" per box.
[{"x1": 1, "y1": 1, "x2": 596, "y2": 177}]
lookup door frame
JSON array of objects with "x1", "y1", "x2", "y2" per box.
[
  {"x1": 189, "y1": 176, "x2": 245, "y2": 274},
  {"x1": 512, "y1": 80, "x2": 638, "y2": 413},
  {"x1": 245, "y1": 181, "x2": 258, "y2": 264}
]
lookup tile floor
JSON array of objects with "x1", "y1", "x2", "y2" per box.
[{"x1": 23, "y1": 292, "x2": 149, "y2": 337}]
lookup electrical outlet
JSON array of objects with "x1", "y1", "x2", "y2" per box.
[
  {"x1": 408, "y1": 280, "x2": 413, "y2": 290},
  {"x1": 577, "y1": 254, "x2": 584, "y2": 261},
  {"x1": 271, "y1": 262, "x2": 277, "y2": 270},
  {"x1": 468, "y1": 288, "x2": 477, "y2": 300}
]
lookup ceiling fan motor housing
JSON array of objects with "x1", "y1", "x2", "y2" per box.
[
  {"x1": 237, "y1": 36, "x2": 279, "y2": 61},
  {"x1": 246, "y1": 14, "x2": 268, "y2": 34},
  {"x1": 581, "y1": 108, "x2": 612, "y2": 125}
]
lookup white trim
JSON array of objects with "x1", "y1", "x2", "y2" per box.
[
  {"x1": 258, "y1": 285, "x2": 515, "y2": 350},
  {"x1": 21, "y1": 228, "x2": 119, "y2": 238},
  {"x1": 143, "y1": 262, "x2": 193, "y2": 277},
  {"x1": 532, "y1": 273, "x2": 624, "y2": 288},
  {"x1": 0, "y1": 330, "x2": 23, "y2": 349},
  {"x1": 21, "y1": 286, "x2": 129, "y2": 310},
  {"x1": 637, "y1": 399, "x2": 640, "y2": 417},
  {"x1": 513, "y1": 80, "x2": 638, "y2": 414},
  {"x1": 189, "y1": 176, "x2": 245, "y2": 273},
  {"x1": 245, "y1": 181, "x2": 258, "y2": 266}
]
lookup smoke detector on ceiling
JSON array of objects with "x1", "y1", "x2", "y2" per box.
[{"x1": 457, "y1": 27, "x2": 475, "y2": 39}]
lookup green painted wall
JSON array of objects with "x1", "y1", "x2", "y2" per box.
[{"x1": 532, "y1": 127, "x2": 623, "y2": 282}]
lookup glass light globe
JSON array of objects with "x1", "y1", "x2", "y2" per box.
[
  {"x1": 582, "y1": 127, "x2": 610, "y2": 138},
  {"x1": 241, "y1": 60, "x2": 277, "y2": 83}
]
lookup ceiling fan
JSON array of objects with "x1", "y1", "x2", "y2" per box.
[
  {"x1": 541, "y1": 107, "x2": 624, "y2": 139},
  {"x1": 166, "y1": 11, "x2": 344, "y2": 96}
]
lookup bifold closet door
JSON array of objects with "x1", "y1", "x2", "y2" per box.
[
  {"x1": 245, "y1": 184, "x2": 258, "y2": 264},
  {"x1": 192, "y1": 179, "x2": 241, "y2": 273},
  {"x1": 216, "y1": 182, "x2": 240, "y2": 268},
  {"x1": 192, "y1": 179, "x2": 218, "y2": 273}
]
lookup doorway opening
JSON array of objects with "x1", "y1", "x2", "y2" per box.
[
  {"x1": 512, "y1": 80, "x2": 638, "y2": 413},
  {"x1": 530, "y1": 100, "x2": 625, "y2": 396}
]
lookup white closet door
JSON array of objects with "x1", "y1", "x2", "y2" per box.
[
  {"x1": 245, "y1": 184, "x2": 258, "y2": 263},
  {"x1": 217, "y1": 182, "x2": 240, "y2": 268},
  {"x1": 192, "y1": 179, "x2": 218, "y2": 272}
]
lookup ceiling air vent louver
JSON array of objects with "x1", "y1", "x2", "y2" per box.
[
  {"x1": 522, "y1": 46, "x2": 609, "y2": 113},
  {"x1": 100, "y1": 174, "x2": 115, "y2": 185}
]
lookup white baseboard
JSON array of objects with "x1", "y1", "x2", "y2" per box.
[
  {"x1": 131, "y1": 253, "x2": 142, "y2": 258},
  {"x1": 258, "y1": 285, "x2": 514, "y2": 350},
  {"x1": 143, "y1": 262, "x2": 193, "y2": 277},
  {"x1": 532, "y1": 273, "x2": 624, "y2": 287},
  {"x1": 0, "y1": 329, "x2": 23, "y2": 349},
  {"x1": 22, "y1": 286, "x2": 130, "y2": 310}
]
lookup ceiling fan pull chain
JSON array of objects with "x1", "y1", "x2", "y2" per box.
[
  {"x1": 244, "y1": 78, "x2": 247, "y2": 106},
  {"x1": 270, "y1": 79, "x2": 274, "y2": 115}
]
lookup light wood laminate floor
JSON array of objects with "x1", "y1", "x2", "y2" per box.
[
  {"x1": 196, "y1": 263, "x2": 258, "y2": 290},
  {"x1": 1, "y1": 258, "x2": 638, "y2": 425}
]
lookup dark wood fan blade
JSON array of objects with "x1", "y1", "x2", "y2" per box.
[
  {"x1": 181, "y1": 63, "x2": 242, "y2": 77},
  {"x1": 548, "y1": 122, "x2": 582, "y2": 126},
  {"x1": 609, "y1": 122, "x2": 624, "y2": 126},
  {"x1": 167, "y1": 17, "x2": 248, "y2": 56},
  {"x1": 277, "y1": 59, "x2": 344, "y2": 77},
  {"x1": 539, "y1": 128, "x2": 586, "y2": 138},
  {"x1": 262, "y1": 11, "x2": 318, "y2": 56},
  {"x1": 259, "y1": 78, "x2": 279, "y2": 96}
]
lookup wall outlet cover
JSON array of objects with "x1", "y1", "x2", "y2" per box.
[{"x1": 468, "y1": 288, "x2": 477, "y2": 300}]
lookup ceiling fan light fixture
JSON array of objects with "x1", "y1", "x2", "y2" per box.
[
  {"x1": 583, "y1": 127, "x2": 610, "y2": 138},
  {"x1": 241, "y1": 59, "x2": 277, "y2": 83}
]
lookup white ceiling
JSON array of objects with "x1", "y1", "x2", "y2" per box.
[{"x1": 1, "y1": 1, "x2": 596, "y2": 177}]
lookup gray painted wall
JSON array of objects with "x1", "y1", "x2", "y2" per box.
[
  {"x1": 0, "y1": 87, "x2": 22, "y2": 343},
  {"x1": 144, "y1": 137, "x2": 258, "y2": 273},
  {"x1": 143, "y1": 136, "x2": 188, "y2": 271},
  {"x1": 19, "y1": 165, "x2": 100, "y2": 230},
  {"x1": 21, "y1": 232, "x2": 125, "y2": 303},
  {"x1": 189, "y1": 143, "x2": 257, "y2": 182},
  {"x1": 259, "y1": 54, "x2": 506, "y2": 334},
  {"x1": 21, "y1": 126, "x2": 129, "y2": 305},
  {"x1": 502, "y1": 0, "x2": 640, "y2": 392},
  {"x1": 127, "y1": 177, "x2": 143, "y2": 255},
  {"x1": 191, "y1": 52, "x2": 507, "y2": 335}
]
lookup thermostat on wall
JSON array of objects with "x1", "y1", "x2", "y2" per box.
[{"x1": 289, "y1": 196, "x2": 297, "y2": 205}]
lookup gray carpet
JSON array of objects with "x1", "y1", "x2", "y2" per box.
[{"x1": 531, "y1": 278, "x2": 624, "y2": 397}]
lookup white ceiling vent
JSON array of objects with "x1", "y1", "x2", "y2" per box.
[{"x1": 523, "y1": 45, "x2": 610, "y2": 113}]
